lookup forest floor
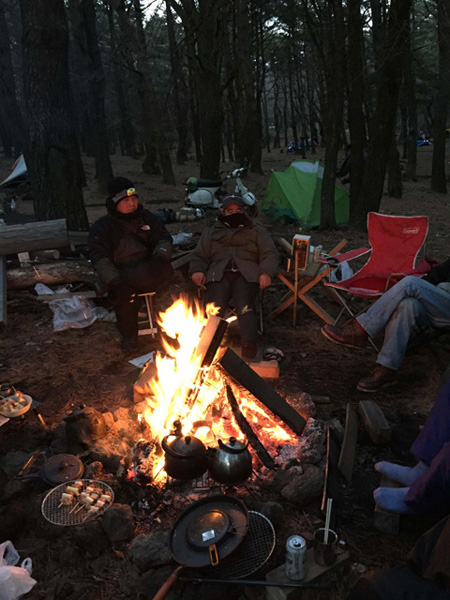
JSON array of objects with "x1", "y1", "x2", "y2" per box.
[{"x1": 1, "y1": 143, "x2": 450, "y2": 600}]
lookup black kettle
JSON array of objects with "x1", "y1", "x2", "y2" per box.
[
  {"x1": 65, "y1": 404, "x2": 107, "y2": 453},
  {"x1": 161, "y1": 420, "x2": 208, "y2": 480},
  {"x1": 208, "y1": 437, "x2": 253, "y2": 485}
]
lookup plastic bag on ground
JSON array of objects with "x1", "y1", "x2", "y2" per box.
[
  {"x1": 0, "y1": 541, "x2": 36, "y2": 600},
  {"x1": 35, "y1": 283, "x2": 108, "y2": 332}
]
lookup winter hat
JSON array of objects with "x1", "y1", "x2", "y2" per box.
[
  {"x1": 220, "y1": 193, "x2": 246, "y2": 209},
  {"x1": 107, "y1": 177, "x2": 138, "y2": 204}
]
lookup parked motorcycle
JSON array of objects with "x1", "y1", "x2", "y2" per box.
[{"x1": 184, "y1": 167, "x2": 257, "y2": 214}]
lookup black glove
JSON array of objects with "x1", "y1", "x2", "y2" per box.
[
  {"x1": 110, "y1": 280, "x2": 136, "y2": 303},
  {"x1": 154, "y1": 246, "x2": 171, "y2": 261}
]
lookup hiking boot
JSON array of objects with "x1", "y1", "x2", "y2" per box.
[
  {"x1": 321, "y1": 320, "x2": 368, "y2": 349},
  {"x1": 357, "y1": 365, "x2": 398, "y2": 392},
  {"x1": 241, "y1": 342, "x2": 257, "y2": 360},
  {"x1": 120, "y1": 335, "x2": 138, "y2": 353}
]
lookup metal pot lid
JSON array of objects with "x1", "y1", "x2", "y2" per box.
[
  {"x1": 186, "y1": 509, "x2": 230, "y2": 550},
  {"x1": 170, "y1": 495, "x2": 249, "y2": 568},
  {"x1": 218, "y1": 436, "x2": 249, "y2": 453},
  {"x1": 41, "y1": 454, "x2": 84, "y2": 486}
]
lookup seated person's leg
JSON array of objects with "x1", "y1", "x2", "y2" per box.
[
  {"x1": 376, "y1": 298, "x2": 429, "y2": 371},
  {"x1": 404, "y1": 440, "x2": 450, "y2": 514},
  {"x1": 205, "y1": 273, "x2": 232, "y2": 318},
  {"x1": 111, "y1": 285, "x2": 141, "y2": 350},
  {"x1": 122, "y1": 256, "x2": 174, "y2": 294},
  {"x1": 231, "y1": 274, "x2": 259, "y2": 345}
]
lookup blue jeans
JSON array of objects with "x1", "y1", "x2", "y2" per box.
[{"x1": 357, "y1": 276, "x2": 450, "y2": 370}]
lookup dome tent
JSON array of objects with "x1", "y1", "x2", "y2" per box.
[{"x1": 261, "y1": 160, "x2": 349, "y2": 228}]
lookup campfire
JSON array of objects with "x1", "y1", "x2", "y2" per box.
[{"x1": 131, "y1": 297, "x2": 307, "y2": 486}]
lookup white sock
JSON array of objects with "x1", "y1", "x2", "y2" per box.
[
  {"x1": 373, "y1": 487, "x2": 415, "y2": 514},
  {"x1": 374, "y1": 461, "x2": 429, "y2": 486}
]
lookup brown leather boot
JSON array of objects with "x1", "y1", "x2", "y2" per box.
[
  {"x1": 321, "y1": 320, "x2": 368, "y2": 349},
  {"x1": 357, "y1": 365, "x2": 398, "y2": 392}
]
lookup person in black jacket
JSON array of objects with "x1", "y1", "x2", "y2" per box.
[
  {"x1": 321, "y1": 259, "x2": 450, "y2": 392},
  {"x1": 89, "y1": 177, "x2": 173, "y2": 352}
]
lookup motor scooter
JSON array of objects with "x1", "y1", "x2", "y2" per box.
[{"x1": 184, "y1": 168, "x2": 257, "y2": 213}]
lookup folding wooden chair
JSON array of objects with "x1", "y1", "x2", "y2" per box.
[
  {"x1": 324, "y1": 212, "x2": 430, "y2": 322},
  {"x1": 267, "y1": 239, "x2": 347, "y2": 325}
]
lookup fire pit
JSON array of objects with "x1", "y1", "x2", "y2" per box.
[{"x1": 129, "y1": 297, "x2": 317, "y2": 489}]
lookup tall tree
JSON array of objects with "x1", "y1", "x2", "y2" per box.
[
  {"x1": 81, "y1": 0, "x2": 114, "y2": 192},
  {"x1": 20, "y1": 0, "x2": 88, "y2": 230},
  {"x1": 104, "y1": 1, "x2": 136, "y2": 157},
  {"x1": 0, "y1": 0, "x2": 25, "y2": 156},
  {"x1": 234, "y1": 0, "x2": 262, "y2": 172},
  {"x1": 403, "y1": 10, "x2": 418, "y2": 181},
  {"x1": 303, "y1": 0, "x2": 346, "y2": 228},
  {"x1": 170, "y1": 0, "x2": 226, "y2": 178},
  {"x1": 351, "y1": 0, "x2": 412, "y2": 227},
  {"x1": 431, "y1": 0, "x2": 450, "y2": 193},
  {"x1": 347, "y1": 0, "x2": 367, "y2": 203},
  {"x1": 165, "y1": 0, "x2": 188, "y2": 165}
]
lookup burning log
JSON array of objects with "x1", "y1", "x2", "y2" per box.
[
  {"x1": 225, "y1": 385, "x2": 276, "y2": 470},
  {"x1": 185, "y1": 315, "x2": 228, "y2": 409},
  {"x1": 220, "y1": 349, "x2": 307, "y2": 436}
]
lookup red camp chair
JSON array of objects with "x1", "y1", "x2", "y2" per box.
[{"x1": 324, "y1": 212, "x2": 430, "y2": 322}]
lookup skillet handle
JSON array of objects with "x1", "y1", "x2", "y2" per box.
[
  {"x1": 152, "y1": 565, "x2": 183, "y2": 600},
  {"x1": 209, "y1": 543, "x2": 219, "y2": 566}
]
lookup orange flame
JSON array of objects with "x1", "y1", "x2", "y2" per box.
[{"x1": 141, "y1": 296, "x2": 297, "y2": 481}]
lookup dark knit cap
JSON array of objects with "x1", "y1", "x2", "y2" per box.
[
  {"x1": 220, "y1": 193, "x2": 246, "y2": 209},
  {"x1": 107, "y1": 177, "x2": 138, "y2": 204}
]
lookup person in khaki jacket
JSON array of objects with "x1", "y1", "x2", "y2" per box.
[{"x1": 190, "y1": 193, "x2": 279, "y2": 359}]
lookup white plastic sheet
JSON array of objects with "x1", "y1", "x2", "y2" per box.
[{"x1": 35, "y1": 283, "x2": 108, "y2": 332}]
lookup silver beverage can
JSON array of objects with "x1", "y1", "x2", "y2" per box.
[{"x1": 286, "y1": 535, "x2": 307, "y2": 580}]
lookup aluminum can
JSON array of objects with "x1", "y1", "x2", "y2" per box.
[{"x1": 285, "y1": 535, "x2": 307, "y2": 580}]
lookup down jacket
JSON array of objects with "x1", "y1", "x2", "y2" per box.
[
  {"x1": 88, "y1": 205, "x2": 172, "y2": 288},
  {"x1": 189, "y1": 219, "x2": 279, "y2": 284}
]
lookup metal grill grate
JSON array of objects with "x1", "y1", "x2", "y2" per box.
[
  {"x1": 203, "y1": 511, "x2": 276, "y2": 580},
  {"x1": 41, "y1": 479, "x2": 114, "y2": 526}
]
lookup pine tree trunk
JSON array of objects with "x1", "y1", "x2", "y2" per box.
[
  {"x1": 352, "y1": 0, "x2": 412, "y2": 227},
  {"x1": 82, "y1": 0, "x2": 113, "y2": 192},
  {"x1": 105, "y1": 4, "x2": 136, "y2": 157},
  {"x1": 166, "y1": 0, "x2": 188, "y2": 165},
  {"x1": 387, "y1": 134, "x2": 403, "y2": 197},
  {"x1": 431, "y1": 0, "x2": 450, "y2": 194},
  {"x1": 347, "y1": 0, "x2": 367, "y2": 207},
  {"x1": 404, "y1": 14, "x2": 417, "y2": 181},
  {"x1": 20, "y1": 0, "x2": 88, "y2": 231},
  {"x1": 0, "y1": 0, "x2": 25, "y2": 156},
  {"x1": 234, "y1": 0, "x2": 262, "y2": 173}
]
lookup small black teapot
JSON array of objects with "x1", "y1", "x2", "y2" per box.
[
  {"x1": 207, "y1": 437, "x2": 252, "y2": 485},
  {"x1": 161, "y1": 420, "x2": 208, "y2": 480}
]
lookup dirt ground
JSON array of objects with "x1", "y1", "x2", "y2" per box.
[{"x1": 1, "y1": 144, "x2": 450, "y2": 599}]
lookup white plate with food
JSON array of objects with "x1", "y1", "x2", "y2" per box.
[
  {"x1": 41, "y1": 479, "x2": 114, "y2": 526},
  {"x1": 0, "y1": 393, "x2": 32, "y2": 418}
]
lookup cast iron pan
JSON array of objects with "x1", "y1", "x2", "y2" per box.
[
  {"x1": 153, "y1": 495, "x2": 248, "y2": 600},
  {"x1": 170, "y1": 494, "x2": 249, "y2": 567}
]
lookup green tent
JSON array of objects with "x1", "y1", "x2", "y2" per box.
[{"x1": 261, "y1": 160, "x2": 349, "y2": 227}]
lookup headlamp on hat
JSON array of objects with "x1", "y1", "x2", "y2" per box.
[{"x1": 112, "y1": 187, "x2": 138, "y2": 204}]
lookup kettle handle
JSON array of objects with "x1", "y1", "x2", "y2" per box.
[{"x1": 218, "y1": 436, "x2": 249, "y2": 453}]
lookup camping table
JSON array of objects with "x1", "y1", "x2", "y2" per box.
[{"x1": 267, "y1": 239, "x2": 347, "y2": 326}]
